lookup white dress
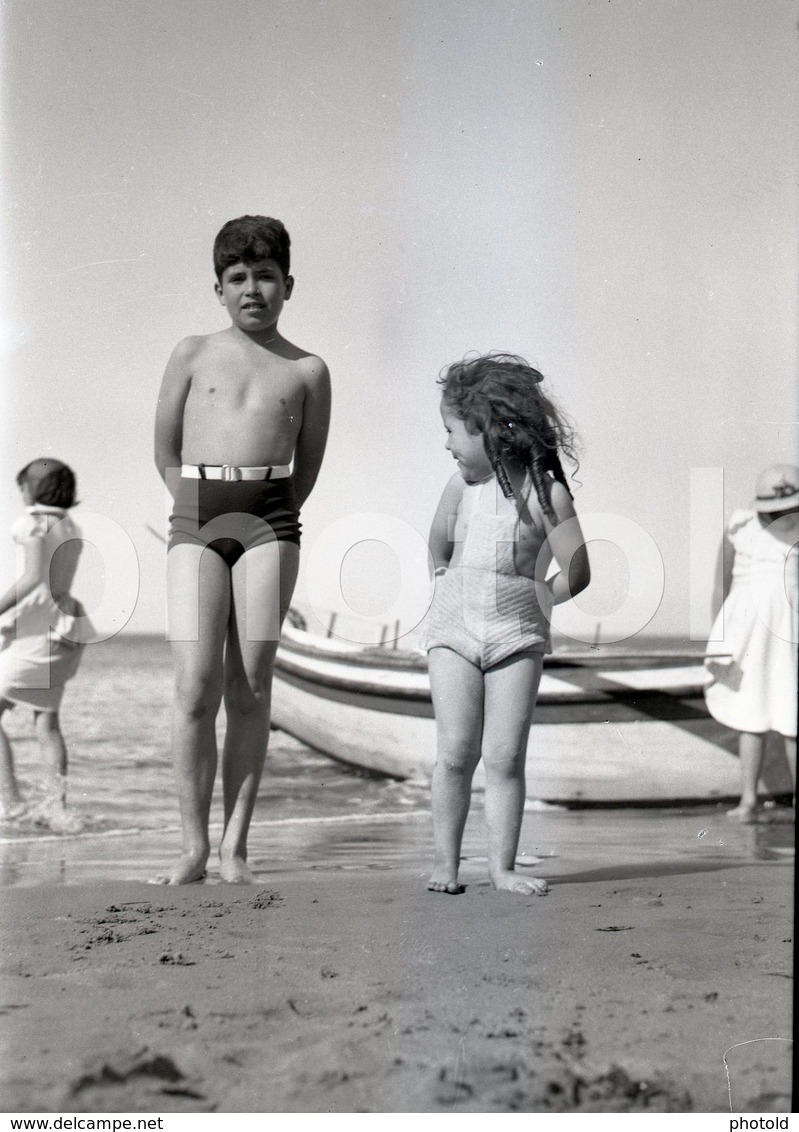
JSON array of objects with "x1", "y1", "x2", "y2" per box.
[
  {"x1": 0, "y1": 506, "x2": 87, "y2": 712},
  {"x1": 704, "y1": 510, "x2": 798, "y2": 737}
]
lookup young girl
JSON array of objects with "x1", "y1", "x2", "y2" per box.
[
  {"x1": 0, "y1": 459, "x2": 87, "y2": 829},
  {"x1": 704, "y1": 464, "x2": 798, "y2": 821},
  {"x1": 422, "y1": 354, "x2": 590, "y2": 896}
]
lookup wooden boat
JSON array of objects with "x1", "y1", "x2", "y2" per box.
[{"x1": 270, "y1": 617, "x2": 759, "y2": 805}]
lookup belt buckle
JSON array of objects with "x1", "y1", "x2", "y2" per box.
[{"x1": 222, "y1": 465, "x2": 242, "y2": 482}]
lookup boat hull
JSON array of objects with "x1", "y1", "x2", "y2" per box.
[{"x1": 271, "y1": 626, "x2": 755, "y2": 804}]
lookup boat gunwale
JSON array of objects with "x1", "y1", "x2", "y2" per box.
[{"x1": 275, "y1": 644, "x2": 709, "y2": 705}]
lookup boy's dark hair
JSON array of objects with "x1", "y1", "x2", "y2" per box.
[
  {"x1": 438, "y1": 353, "x2": 578, "y2": 521},
  {"x1": 213, "y1": 216, "x2": 291, "y2": 281},
  {"x1": 17, "y1": 459, "x2": 77, "y2": 509}
]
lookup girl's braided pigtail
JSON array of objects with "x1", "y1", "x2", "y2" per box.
[
  {"x1": 529, "y1": 449, "x2": 556, "y2": 522},
  {"x1": 546, "y1": 449, "x2": 573, "y2": 498},
  {"x1": 486, "y1": 435, "x2": 513, "y2": 499}
]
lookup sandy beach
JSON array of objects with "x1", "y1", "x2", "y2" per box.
[{"x1": 0, "y1": 805, "x2": 793, "y2": 1115}]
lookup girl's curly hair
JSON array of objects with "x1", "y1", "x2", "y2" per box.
[
  {"x1": 16, "y1": 459, "x2": 77, "y2": 509},
  {"x1": 438, "y1": 353, "x2": 578, "y2": 520}
]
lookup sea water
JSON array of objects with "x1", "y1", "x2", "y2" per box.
[
  {"x1": 0, "y1": 635, "x2": 431, "y2": 886},
  {"x1": 0, "y1": 635, "x2": 792, "y2": 887}
]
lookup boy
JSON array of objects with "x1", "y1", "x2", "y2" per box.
[{"x1": 153, "y1": 216, "x2": 330, "y2": 884}]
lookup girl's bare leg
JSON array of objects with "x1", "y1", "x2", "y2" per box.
[
  {"x1": 729, "y1": 731, "x2": 766, "y2": 819},
  {"x1": 29, "y1": 711, "x2": 83, "y2": 833},
  {"x1": 483, "y1": 653, "x2": 546, "y2": 895},
  {"x1": 33, "y1": 708, "x2": 67, "y2": 807},
  {"x1": 427, "y1": 647, "x2": 484, "y2": 894},
  {"x1": 0, "y1": 700, "x2": 25, "y2": 815},
  {"x1": 151, "y1": 544, "x2": 231, "y2": 884},
  {"x1": 219, "y1": 540, "x2": 299, "y2": 883}
]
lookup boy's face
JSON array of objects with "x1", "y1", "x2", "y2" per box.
[
  {"x1": 215, "y1": 258, "x2": 294, "y2": 333},
  {"x1": 441, "y1": 403, "x2": 492, "y2": 483}
]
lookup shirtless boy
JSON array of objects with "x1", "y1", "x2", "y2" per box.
[{"x1": 153, "y1": 216, "x2": 330, "y2": 884}]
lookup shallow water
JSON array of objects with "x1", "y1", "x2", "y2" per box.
[
  {"x1": 0, "y1": 636, "x2": 793, "y2": 887},
  {"x1": 0, "y1": 635, "x2": 431, "y2": 882},
  {"x1": 1, "y1": 793, "x2": 793, "y2": 889}
]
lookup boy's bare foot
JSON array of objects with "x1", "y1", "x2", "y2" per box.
[
  {"x1": 148, "y1": 853, "x2": 208, "y2": 885},
  {"x1": 491, "y1": 870, "x2": 548, "y2": 896},
  {"x1": 219, "y1": 855, "x2": 256, "y2": 884}
]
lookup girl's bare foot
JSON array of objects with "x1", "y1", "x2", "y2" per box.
[
  {"x1": 149, "y1": 851, "x2": 208, "y2": 885},
  {"x1": 727, "y1": 803, "x2": 757, "y2": 822},
  {"x1": 426, "y1": 866, "x2": 465, "y2": 895},
  {"x1": 0, "y1": 801, "x2": 27, "y2": 822},
  {"x1": 36, "y1": 807, "x2": 84, "y2": 834},
  {"x1": 491, "y1": 870, "x2": 548, "y2": 896},
  {"x1": 427, "y1": 878, "x2": 466, "y2": 895}
]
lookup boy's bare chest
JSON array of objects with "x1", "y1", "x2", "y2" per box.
[{"x1": 189, "y1": 356, "x2": 304, "y2": 417}]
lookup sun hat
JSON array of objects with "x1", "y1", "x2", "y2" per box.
[{"x1": 753, "y1": 463, "x2": 799, "y2": 513}]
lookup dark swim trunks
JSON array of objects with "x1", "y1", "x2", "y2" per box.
[{"x1": 168, "y1": 476, "x2": 301, "y2": 566}]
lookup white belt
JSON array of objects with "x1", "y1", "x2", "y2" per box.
[{"x1": 181, "y1": 463, "x2": 291, "y2": 482}]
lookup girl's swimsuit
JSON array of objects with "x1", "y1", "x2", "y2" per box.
[
  {"x1": 421, "y1": 476, "x2": 553, "y2": 669},
  {"x1": 168, "y1": 476, "x2": 301, "y2": 566}
]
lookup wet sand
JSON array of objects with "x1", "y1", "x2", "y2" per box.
[{"x1": 0, "y1": 806, "x2": 793, "y2": 1114}]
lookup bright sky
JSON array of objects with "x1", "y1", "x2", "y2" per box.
[{"x1": 3, "y1": 0, "x2": 797, "y2": 644}]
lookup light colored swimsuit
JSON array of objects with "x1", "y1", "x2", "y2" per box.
[{"x1": 421, "y1": 475, "x2": 553, "y2": 669}]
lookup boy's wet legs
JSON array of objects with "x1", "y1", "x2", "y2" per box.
[
  {"x1": 427, "y1": 647, "x2": 484, "y2": 894},
  {"x1": 482, "y1": 653, "x2": 547, "y2": 895},
  {"x1": 219, "y1": 540, "x2": 299, "y2": 883},
  {"x1": 152, "y1": 543, "x2": 231, "y2": 884}
]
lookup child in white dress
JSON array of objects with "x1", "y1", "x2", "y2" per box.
[
  {"x1": 704, "y1": 464, "x2": 798, "y2": 820},
  {"x1": 0, "y1": 459, "x2": 87, "y2": 827}
]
